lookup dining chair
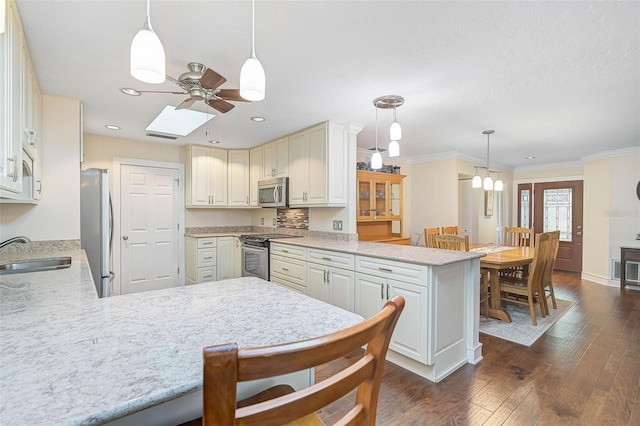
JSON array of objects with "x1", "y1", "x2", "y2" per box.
[
  {"x1": 186, "y1": 296, "x2": 405, "y2": 426},
  {"x1": 424, "y1": 227, "x2": 440, "y2": 248},
  {"x1": 441, "y1": 225, "x2": 459, "y2": 235},
  {"x1": 434, "y1": 234, "x2": 469, "y2": 251},
  {"x1": 503, "y1": 227, "x2": 534, "y2": 248},
  {"x1": 499, "y1": 232, "x2": 550, "y2": 326},
  {"x1": 480, "y1": 268, "x2": 490, "y2": 318},
  {"x1": 540, "y1": 230, "x2": 560, "y2": 316}
]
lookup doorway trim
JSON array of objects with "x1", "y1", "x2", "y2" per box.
[{"x1": 112, "y1": 157, "x2": 185, "y2": 295}]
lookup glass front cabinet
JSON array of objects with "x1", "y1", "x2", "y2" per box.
[{"x1": 356, "y1": 171, "x2": 407, "y2": 244}]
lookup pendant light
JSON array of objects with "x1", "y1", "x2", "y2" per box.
[
  {"x1": 130, "y1": 0, "x2": 165, "y2": 84},
  {"x1": 371, "y1": 106, "x2": 383, "y2": 170},
  {"x1": 240, "y1": 0, "x2": 265, "y2": 101},
  {"x1": 373, "y1": 95, "x2": 404, "y2": 159},
  {"x1": 390, "y1": 105, "x2": 402, "y2": 141},
  {"x1": 471, "y1": 167, "x2": 482, "y2": 188},
  {"x1": 482, "y1": 130, "x2": 495, "y2": 191},
  {"x1": 494, "y1": 175, "x2": 504, "y2": 192}
]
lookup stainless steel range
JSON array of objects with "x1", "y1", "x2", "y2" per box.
[{"x1": 240, "y1": 234, "x2": 301, "y2": 280}]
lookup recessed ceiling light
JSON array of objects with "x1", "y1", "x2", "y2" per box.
[
  {"x1": 525, "y1": 156, "x2": 536, "y2": 160},
  {"x1": 120, "y1": 88, "x2": 141, "y2": 96},
  {"x1": 105, "y1": 124, "x2": 121, "y2": 130},
  {"x1": 250, "y1": 116, "x2": 265, "y2": 122},
  {"x1": 208, "y1": 140, "x2": 220, "y2": 144}
]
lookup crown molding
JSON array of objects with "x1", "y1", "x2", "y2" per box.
[
  {"x1": 581, "y1": 146, "x2": 640, "y2": 161},
  {"x1": 514, "y1": 161, "x2": 584, "y2": 173}
]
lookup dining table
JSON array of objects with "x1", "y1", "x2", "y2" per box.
[{"x1": 471, "y1": 245, "x2": 535, "y2": 323}]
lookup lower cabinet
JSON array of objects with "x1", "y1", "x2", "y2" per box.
[
  {"x1": 186, "y1": 235, "x2": 241, "y2": 285},
  {"x1": 270, "y1": 243, "x2": 307, "y2": 293},
  {"x1": 306, "y1": 248, "x2": 355, "y2": 312},
  {"x1": 355, "y1": 272, "x2": 428, "y2": 363}
]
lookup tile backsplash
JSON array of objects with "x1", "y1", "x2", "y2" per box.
[{"x1": 277, "y1": 208, "x2": 309, "y2": 230}]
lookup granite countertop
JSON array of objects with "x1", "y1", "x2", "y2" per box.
[
  {"x1": 270, "y1": 237, "x2": 485, "y2": 266},
  {"x1": 0, "y1": 249, "x2": 363, "y2": 425},
  {"x1": 184, "y1": 231, "x2": 251, "y2": 238}
]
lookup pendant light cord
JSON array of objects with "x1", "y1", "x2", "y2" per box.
[
  {"x1": 146, "y1": 0, "x2": 150, "y2": 18},
  {"x1": 375, "y1": 106, "x2": 379, "y2": 151},
  {"x1": 486, "y1": 132, "x2": 490, "y2": 176},
  {"x1": 251, "y1": 0, "x2": 256, "y2": 57}
]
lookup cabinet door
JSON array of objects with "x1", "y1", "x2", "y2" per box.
[
  {"x1": 354, "y1": 272, "x2": 385, "y2": 319},
  {"x1": 209, "y1": 148, "x2": 227, "y2": 206},
  {"x1": 327, "y1": 266, "x2": 354, "y2": 312},
  {"x1": 31, "y1": 82, "x2": 42, "y2": 200},
  {"x1": 387, "y1": 279, "x2": 428, "y2": 363},
  {"x1": 262, "y1": 137, "x2": 288, "y2": 178},
  {"x1": 288, "y1": 130, "x2": 308, "y2": 205},
  {"x1": 216, "y1": 237, "x2": 234, "y2": 280},
  {"x1": 306, "y1": 262, "x2": 327, "y2": 302},
  {"x1": 306, "y1": 124, "x2": 327, "y2": 204},
  {"x1": 357, "y1": 175, "x2": 373, "y2": 220},
  {"x1": 185, "y1": 237, "x2": 198, "y2": 284},
  {"x1": 249, "y1": 146, "x2": 262, "y2": 206},
  {"x1": 228, "y1": 150, "x2": 249, "y2": 207},
  {"x1": 189, "y1": 145, "x2": 212, "y2": 206}
]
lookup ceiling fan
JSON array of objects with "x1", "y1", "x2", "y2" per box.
[{"x1": 122, "y1": 62, "x2": 249, "y2": 113}]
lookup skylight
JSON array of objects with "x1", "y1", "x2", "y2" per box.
[{"x1": 145, "y1": 106, "x2": 214, "y2": 137}]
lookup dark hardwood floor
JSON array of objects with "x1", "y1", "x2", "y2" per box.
[{"x1": 316, "y1": 272, "x2": 640, "y2": 425}]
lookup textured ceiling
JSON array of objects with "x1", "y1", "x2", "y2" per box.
[{"x1": 14, "y1": 0, "x2": 640, "y2": 170}]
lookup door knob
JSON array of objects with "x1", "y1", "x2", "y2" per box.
[{"x1": 122, "y1": 235, "x2": 129, "y2": 241}]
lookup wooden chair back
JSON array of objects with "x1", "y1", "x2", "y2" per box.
[
  {"x1": 434, "y1": 234, "x2": 469, "y2": 251},
  {"x1": 503, "y1": 227, "x2": 534, "y2": 247},
  {"x1": 424, "y1": 227, "x2": 440, "y2": 248},
  {"x1": 540, "y1": 230, "x2": 560, "y2": 315},
  {"x1": 441, "y1": 225, "x2": 459, "y2": 235},
  {"x1": 500, "y1": 232, "x2": 550, "y2": 325},
  {"x1": 201, "y1": 296, "x2": 405, "y2": 426}
]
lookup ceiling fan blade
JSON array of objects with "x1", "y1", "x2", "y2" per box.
[
  {"x1": 200, "y1": 68, "x2": 227, "y2": 90},
  {"x1": 175, "y1": 98, "x2": 196, "y2": 110},
  {"x1": 216, "y1": 89, "x2": 250, "y2": 102},
  {"x1": 207, "y1": 99, "x2": 235, "y2": 114}
]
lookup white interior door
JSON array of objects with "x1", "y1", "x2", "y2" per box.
[{"x1": 120, "y1": 164, "x2": 180, "y2": 294}]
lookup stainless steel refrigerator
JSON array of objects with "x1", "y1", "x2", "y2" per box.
[{"x1": 80, "y1": 168, "x2": 113, "y2": 298}]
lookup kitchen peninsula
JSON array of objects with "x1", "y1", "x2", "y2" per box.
[
  {"x1": 0, "y1": 249, "x2": 362, "y2": 425},
  {"x1": 268, "y1": 237, "x2": 486, "y2": 383}
]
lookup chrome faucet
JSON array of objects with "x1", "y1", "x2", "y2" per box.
[{"x1": 0, "y1": 236, "x2": 31, "y2": 250}]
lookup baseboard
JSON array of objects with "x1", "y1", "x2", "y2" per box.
[{"x1": 581, "y1": 272, "x2": 615, "y2": 287}]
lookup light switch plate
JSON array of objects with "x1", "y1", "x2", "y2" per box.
[{"x1": 333, "y1": 220, "x2": 343, "y2": 231}]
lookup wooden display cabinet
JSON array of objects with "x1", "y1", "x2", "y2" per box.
[{"x1": 356, "y1": 170, "x2": 409, "y2": 245}]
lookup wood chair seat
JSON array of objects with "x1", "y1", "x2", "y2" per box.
[{"x1": 182, "y1": 296, "x2": 405, "y2": 426}]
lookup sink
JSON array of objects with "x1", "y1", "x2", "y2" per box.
[{"x1": 0, "y1": 257, "x2": 72, "y2": 275}]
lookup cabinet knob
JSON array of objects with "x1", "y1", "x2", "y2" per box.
[{"x1": 122, "y1": 235, "x2": 129, "y2": 241}]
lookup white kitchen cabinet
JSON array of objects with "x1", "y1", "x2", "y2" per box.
[
  {"x1": 0, "y1": 0, "x2": 24, "y2": 194},
  {"x1": 216, "y1": 236, "x2": 235, "y2": 280},
  {"x1": 269, "y1": 242, "x2": 307, "y2": 293},
  {"x1": 31, "y1": 82, "x2": 42, "y2": 200},
  {"x1": 249, "y1": 146, "x2": 262, "y2": 206},
  {"x1": 185, "y1": 236, "x2": 217, "y2": 285},
  {"x1": 306, "y1": 248, "x2": 355, "y2": 312},
  {"x1": 185, "y1": 145, "x2": 227, "y2": 207},
  {"x1": 233, "y1": 237, "x2": 242, "y2": 278},
  {"x1": 227, "y1": 150, "x2": 250, "y2": 207},
  {"x1": 262, "y1": 136, "x2": 289, "y2": 179},
  {"x1": 355, "y1": 272, "x2": 427, "y2": 363},
  {"x1": 288, "y1": 121, "x2": 348, "y2": 207}
]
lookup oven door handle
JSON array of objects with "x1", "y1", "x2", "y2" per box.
[{"x1": 241, "y1": 244, "x2": 267, "y2": 254}]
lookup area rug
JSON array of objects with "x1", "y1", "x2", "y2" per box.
[{"x1": 479, "y1": 298, "x2": 574, "y2": 346}]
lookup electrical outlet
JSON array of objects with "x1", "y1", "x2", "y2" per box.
[
  {"x1": 273, "y1": 218, "x2": 277, "y2": 226},
  {"x1": 333, "y1": 220, "x2": 343, "y2": 231},
  {"x1": 260, "y1": 218, "x2": 264, "y2": 225}
]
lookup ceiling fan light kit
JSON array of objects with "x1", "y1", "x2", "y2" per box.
[
  {"x1": 130, "y1": 0, "x2": 165, "y2": 84},
  {"x1": 240, "y1": 0, "x2": 265, "y2": 101}
]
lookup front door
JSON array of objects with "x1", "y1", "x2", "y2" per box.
[
  {"x1": 533, "y1": 180, "x2": 584, "y2": 272},
  {"x1": 120, "y1": 164, "x2": 180, "y2": 294}
]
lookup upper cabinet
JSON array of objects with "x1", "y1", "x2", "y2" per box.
[
  {"x1": 289, "y1": 121, "x2": 348, "y2": 207},
  {"x1": 262, "y1": 136, "x2": 289, "y2": 179},
  {"x1": 1, "y1": 0, "x2": 24, "y2": 194},
  {"x1": 249, "y1": 146, "x2": 263, "y2": 207},
  {"x1": 1, "y1": 0, "x2": 43, "y2": 202},
  {"x1": 227, "y1": 149, "x2": 250, "y2": 207},
  {"x1": 356, "y1": 171, "x2": 408, "y2": 244},
  {"x1": 185, "y1": 145, "x2": 228, "y2": 207}
]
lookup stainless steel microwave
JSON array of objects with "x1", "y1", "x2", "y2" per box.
[{"x1": 258, "y1": 177, "x2": 288, "y2": 207}]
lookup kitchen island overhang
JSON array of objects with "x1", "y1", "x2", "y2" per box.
[{"x1": 0, "y1": 249, "x2": 363, "y2": 426}]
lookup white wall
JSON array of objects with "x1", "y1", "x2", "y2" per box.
[{"x1": 0, "y1": 95, "x2": 81, "y2": 241}]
